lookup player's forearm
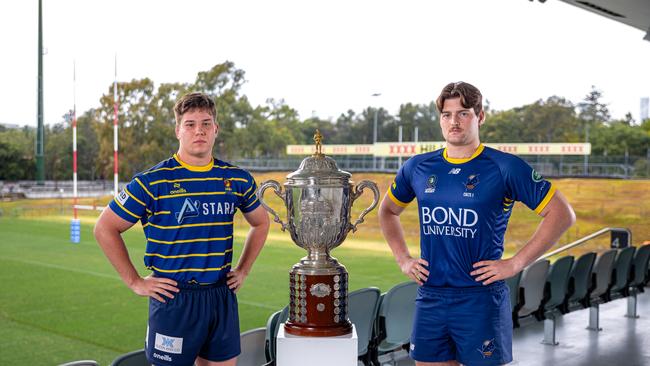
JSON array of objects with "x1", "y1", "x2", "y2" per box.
[
  {"x1": 234, "y1": 224, "x2": 269, "y2": 275},
  {"x1": 94, "y1": 227, "x2": 141, "y2": 288},
  {"x1": 512, "y1": 198, "x2": 576, "y2": 270},
  {"x1": 379, "y1": 206, "x2": 413, "y2": 265}
]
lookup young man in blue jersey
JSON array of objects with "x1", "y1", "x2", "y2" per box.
[
  {"x1": 94, "y1": 92, "x2": 270, "y2": 366},
  {"x1": 378, "y1": 82, "x2": 575, "y2": 366}
]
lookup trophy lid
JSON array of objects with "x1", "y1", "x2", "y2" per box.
[{"x1": 285, "y1": 130, "x2": 352, "y2": 185}]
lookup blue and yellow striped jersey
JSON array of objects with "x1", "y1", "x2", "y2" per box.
[
  {"x1": 389, "y1": 144, "x2": 555, "y2": 288},
  {"x1": 109, "y1": 154, "x2": 261, "y2": 283}
]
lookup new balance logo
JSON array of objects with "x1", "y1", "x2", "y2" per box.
[{"x1": 448, "y1": 168, "x2": 461, "y2": 174}]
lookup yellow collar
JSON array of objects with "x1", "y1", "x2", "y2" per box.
[
  {"x1": 443, "y1": 144, "x2": 484, "y2": 164},
  {"x1": 173, "y1": 154, "x2": 214, "y2": 172}
]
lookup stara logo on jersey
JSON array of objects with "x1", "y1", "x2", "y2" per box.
[{"x1": 175, "y1": 198, "x2": 237, "y2": 223}]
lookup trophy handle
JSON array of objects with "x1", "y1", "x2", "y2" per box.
[
  {"x1": 257, "y1": 180, "x2": 288, "y2": 231},
  {"x1": 349, "y1": 180, "x2": 380, "y2": 233}
]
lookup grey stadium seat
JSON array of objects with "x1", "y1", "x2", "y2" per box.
[
  {"x1": 348, "y1": 287, "x2": 381, "y2": 366},
  {"x1": 110, "y1": 349, "x2": 148, "y2": 366},
  {"x1": 373, "y1": 281, "x2": 419, "y2": 365},
  {"x1": 589, "y1": 249, "x2": 618, "y2": 304},
  {"x1": 607, "y1": 246, "x2": 636, "y2": 301},
  {"x1": 237, "y1": 327, "x2": 267, "y2": 366},
  {"x1": 504, "y1": 271, "x2": 522, "y2": 327},
  {"x1": 516, "y1": 259, "x2": 550, "y2": 319}
]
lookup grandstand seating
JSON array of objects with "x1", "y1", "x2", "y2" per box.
[
  {"x1": 514, "y1": 259, "x2": 550, "y2": 327},
  {"x1": 237, "y1": 327, "x2": 266, "y2": 366},
  {"x1": 537, "y1": 255, "x2": 574, "y2": 345},
  {"x1": 263, "y1": 306, "x2": 288, "y2": 365},
  {"x1": 626, "y1": 244, "x2": 650, "y2": 318},
  {"x1": 251, "y1": 244, "x2": 650, "y2": 363},
  {"x1": 372, "y1": 281, "x2": 418, "y2": 365},
  {"x1": 561, "y1": 252, "x2": 596, "y2": 313},
  {"x1": 348, "y1": 287, "x2": 382, "y2": 365},
  {"x1": 58, "y1": 361, "x2": 99, "y2": 366},
  {"x1": 607, "y1": 246, "x2": 636, "y2": 301},
  {"x1": 587, "y1": 249, "x2": 618, "y2": 330},
  {"x1": 109, "y1": 349, "x2": 147, "y2": 366}
]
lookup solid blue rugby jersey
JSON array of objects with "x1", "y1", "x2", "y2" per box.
[
  {"x1": 108, "y1": 154, "x2": 261, "y2": 284},
  {"x1": 388, "y1": 144, "x2": 556, "y2": 288}
]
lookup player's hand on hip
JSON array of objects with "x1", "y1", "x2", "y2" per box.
[
  {"x1": 398, "y1": 256, "x2": 429, "y2": 285},
  {"x1": 130, "y1": 275, "x2": 179, "y2": 303},
  {"x1": 471, "y1": 258, "x2": 520, "y2": 285},
  {"x1": 227, "y1": 268, "x2": 247, "y2": 293}
]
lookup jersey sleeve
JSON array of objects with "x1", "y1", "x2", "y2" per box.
[
  {"x1": 238, "y1": 171, "x2": 261, "y2": 213},
  {"x1": 108, "y1": 175, "x2": 150, "y2": 223},
  {"x1": 502, "y1": 156, "x2": 556, "y2": 215},
  {"x1": 387, "y1": 160, "x2": 416, "y2": 207}
]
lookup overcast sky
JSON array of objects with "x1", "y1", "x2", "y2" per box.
[{"x1": 1, "y1": 0, "x2": 649, "y2": 128}]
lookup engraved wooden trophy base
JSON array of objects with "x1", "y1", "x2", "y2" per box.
[{"x1": 285, "y1": 265, "x2": 352, "y2": 337}]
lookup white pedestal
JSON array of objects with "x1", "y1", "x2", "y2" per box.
[{"x1": 276, "y1": 323, "x2": 358, "y2": 366}]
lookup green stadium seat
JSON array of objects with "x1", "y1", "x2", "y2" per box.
[
  {"x1": 264, "y1": 306, "x2": 288, "y2": 365},
  {"x1": 372, "y1": 281, "x2": 418, "y2": 365},
  {"x1": 607, "y1": 246, "x2": 636, "y2": 301},
  {"x1": 540, "y1": 255, "x2": 574, "y2": 318},
  {"x1": 110, "y1": 349, "x2": 147, "y2": 366},
  {"x1": 237, "y1": 327, "x2": 267, "y2": 366},
  {"x1": 348, "y1": 287, "x2": 381, "y2": 365},
  {"x1": 561, "y1": 252, "x2": 596, "y2": 313}
]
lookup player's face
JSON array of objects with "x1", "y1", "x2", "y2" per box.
[
  {"x1": 439, "y1": 97, "x2": 484, "y2": 147},
  {"x1": 175, "y1": 109, "x2": 218, "y2": 161}
]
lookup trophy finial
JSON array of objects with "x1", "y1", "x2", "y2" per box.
[{"x1": 313, "y1": 129, "x2": 323, "y2": 156}]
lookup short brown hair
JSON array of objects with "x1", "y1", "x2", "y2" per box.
[
  {"x1": 173, "y1": 92, "x2": 217, "y2": 125},
  {"x1": 435, "y1": 82, "x2": 483, "y2": 116}
]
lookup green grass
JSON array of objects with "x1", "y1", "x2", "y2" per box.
[
  {"x1": 0, "y1": 217, "x2": 406, "y2": 365},
  {"x1": 2, "y1": 175, "x2": 650, "y2": 364}
]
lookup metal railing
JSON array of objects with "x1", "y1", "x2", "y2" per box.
[{"x1": 539, "y1": 227, "x2": 632, "y2": 260}]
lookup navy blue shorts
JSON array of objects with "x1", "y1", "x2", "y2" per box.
[
  {"x1": 145, "y1": 280, "x2": 240, "y2": 366},
  {"x1": 410, "y1": 282, "x2": 512, "y2": 366}
]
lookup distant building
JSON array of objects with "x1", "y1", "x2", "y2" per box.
[
  {"x1": 0, "y1": 122, "x2": 21, "y2": 129},
  {"x1": 641, "y1": 97, "x2": 649, "y2": 121}
]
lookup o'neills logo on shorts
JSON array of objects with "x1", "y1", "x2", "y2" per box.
[
  {"x1": 153, "y1": 353, "x2": 172, "y2": 362},
  {"x1": 154, "y1": 333, "x2": 183, "y2": 354}
]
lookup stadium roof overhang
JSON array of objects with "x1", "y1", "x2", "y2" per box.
[{"x1": 555, "y1": 0, "x2": 650, "y2": 41}]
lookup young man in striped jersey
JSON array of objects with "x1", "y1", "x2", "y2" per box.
[
  {"x1": 94, "y1": 92, "x2": 270, "y2": 366},
  {"x1": 378, "y1": 82, "x2": 575, "y2": 366}
]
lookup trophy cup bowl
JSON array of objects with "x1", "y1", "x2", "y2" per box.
[{"x1": 258, "y1": 145, "x2": 379, "y2": 337}]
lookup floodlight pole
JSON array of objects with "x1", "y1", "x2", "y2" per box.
[{"x1": 36, "y1": 0, "x2": 45, "y2": 183}]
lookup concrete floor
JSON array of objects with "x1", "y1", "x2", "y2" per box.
[
  {"x1": 510, "y1": 291, "x2": 650, "y2": 366},
  {"x1": 377, "y1": 290, "x2": 650, "y2": 366}
]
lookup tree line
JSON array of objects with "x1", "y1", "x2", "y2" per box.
[{"x1": 1, "y1": 61, "x2": 649, "y2": 180}]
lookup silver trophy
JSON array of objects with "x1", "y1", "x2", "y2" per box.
[{"x1": 258, "y1": 130, "x2": 379, "y2": 337}]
